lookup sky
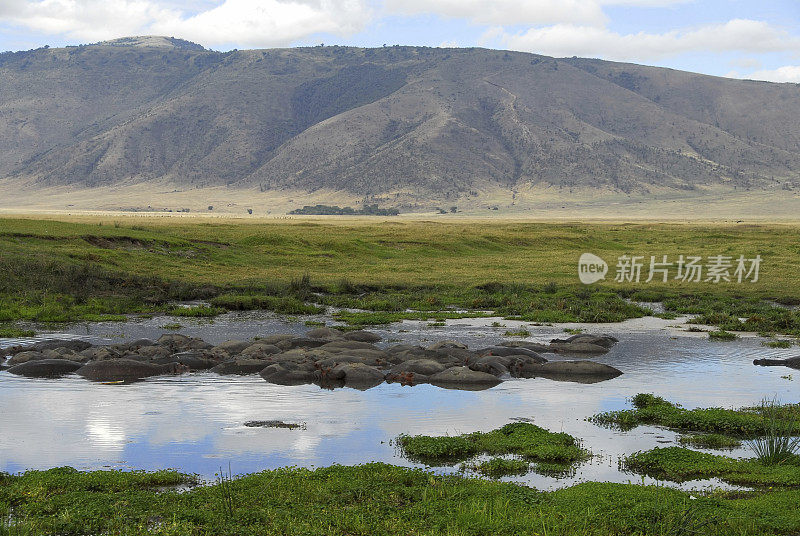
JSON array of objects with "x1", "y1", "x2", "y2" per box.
[{"x1": 0, "y1": 0, "x2": 799, "y2": 82}]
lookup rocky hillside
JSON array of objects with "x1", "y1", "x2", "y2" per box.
[{"x1": 2, "y1": 37, "x2": 800, "y2": 204}]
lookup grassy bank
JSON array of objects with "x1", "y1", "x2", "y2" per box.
[
  {"x1": 623, "y1": 446, "x2": 800, "y2": 487},
  {"x1": 591, "y1": 394, "x2": 800, "y2": 437},
  {"x1": 1, "y1": 216, "x2": 800, "y2": 333},
  {"x1": 3, "y1": 463, "x2": 800, "y2": 535}
]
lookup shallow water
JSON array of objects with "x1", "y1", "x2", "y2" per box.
[{"x1": 1, "y1": 313, "x2": 798, "y2": 490}]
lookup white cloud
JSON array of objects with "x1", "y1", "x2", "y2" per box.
[
  {"x1": 385, "y1": 0, "x2": 607, "y2": 27},
  {"x1": 151, "y1": 0, "x2": 372, "y2": 48},
  {"x1": 494, "y1": 19, "x2": 800, "y2": 62},
  {"x1": 0, "y1": 0, "x2": 372, "y2": 47},
  {"x1": 741, "y1": 65, "x2": 800, "y2": 83},
  {"x1": 384, "y1": 0, "x2": 692, "y2": 27}
]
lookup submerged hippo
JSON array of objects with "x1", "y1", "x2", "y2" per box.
[
  {"x1": 428, "y1": 366, "x2": 503, "y2": 390},
  {"x1": 753, "y1": 357, "x2": 800, "y2": 369},
  {"x1": 549, "y1": 334, "x2": 619, "y2": 354},
  {"x1": 7, "y1": 359, "x2": 83, "y2": 378},
  {"x1": 76, "y1": 359, "x2": 185, "y2": 382},
  {"x1": 514, "y1": 360, "x2": 623, "y2": 384}
]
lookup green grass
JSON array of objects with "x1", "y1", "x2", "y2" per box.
[
  {"x1": 3, "y1": 464, "x2": 800, "y2": 535},
  {"x1": 464, "y1": 458, "x2": 530, "y2": 478},
  {"x1": 591, "y1": 393, "x2": 800, "y2": 437},
  {"x1": 397, "y1": 422, "x2": 588, "y2": 467},
  {"x1": 678, "y1": 434, "x2": 742, "y2": 450},
  {"x1": 161, "y1": 322, "x2": 183, "y2": 330},
  {"x1": 209, "y1": 294, "x2": 325, "y2": 315},
  {"x1": 503, "y1": 328, "x2": 531, "y2": 337},
  {"x1": 0, "y1": 325, "x2": 35, "y2": 338},
  {"x1": 3, "y1": 217, "x2": 800, "y2": 332},
  {"x1": 762, "y1": 340, "x2": 794, "y2": 348},
  {"x1": 623, "y1": 447, "x2": 800, "y2": 487},
  {"x1": 708, "y1": 330, "x2": 739, "y2": 341}
]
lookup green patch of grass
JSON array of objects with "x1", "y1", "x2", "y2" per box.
[
  {"x1": 709, "y1": 330, "x2": 738, "y2": 341},
  {"x1": 623, "y1": 447, "x2": 800, "y2": 487},
  {"x1": 333, "y1": 310, "x2": 484, "y2": 326},
  {"x1": 397, "y1": 423, "x2": 588, "y2": 466},
  {"x1": 0, "y1": 325, "x2": 35, "y2": 338},
  {"x1": 762, "y1": 340, "x2": 793, "y2": 348},
  {"x1": 563, "y1": 328, "x2": 584, "y2": 334},
  {"x1": 678, "y1": 434, "x2": 742, "y2": 450},
  {"x1": 591, "y1": 393, "x2": 800, "y2": 437},
  {"x1": 503, "y1": 329, "x2": 531, "y2": 337},
  {"x1": 167, "y1": 305, "x2": 224, "y2": 317},
  {"x1": 3, "y1": 464, "x2": 800, "y2": 534},
  {"x1": 303, "y1": 320, "x2": 325, "y2": 326},
  {"x1": 162, "y1": 322, "x2": 183, "y2": 330},
  {"x1": 464, "y1": 458, "x2": 530, "y2": 478},
  {"x1": 210, "y1": 294, "x2": 324, "y2": 315}
]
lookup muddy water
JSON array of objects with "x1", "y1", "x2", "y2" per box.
[{"x1": 0, "y1": 312, "x2": 797, "y2": 490}]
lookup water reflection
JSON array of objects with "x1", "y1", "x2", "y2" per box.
[{"x1": 1, "y1": 319, "x2": 798, "y2": 491}]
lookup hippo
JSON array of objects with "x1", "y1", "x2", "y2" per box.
[
  {"x1": 513, "y1": 360, "x2": 623, "y2": 383},
  {"x1": 343, "y1": 330, "x2": 382, "y2": 343},
  {"x1": 77, "y1": 359, "x2": 184, "y2": 382},
  {"x1": 478, "y1": 346, "x2": 546, "y2": 362},
  {"x1": 390, "y1": 359, "x2": 447, "y2": 377},
  {"x1": 305, "y1": 327, "x2": 345, "y2": 340},
  {"x1": 327, "y1": 362, "x2": 385, "y2": 390},
  {"x1": 211, "y1": 358, "x2": 271, "y2": 375},
  {"x1": 428, "y1": 366, "x2": 502, "y2": 390},
  {"x1": 753, "y1": 357, "x2": 800, "y2": 369},
  {"x1": 499, "y1": 340, "x2": 551, "y2": 353},
  {"x1": 260, "y1": 362, "x2": 316, "y2": 386},
  {"x1": 7, "y1": 359, "x2": 83, "y2": 378},
  {"x1": 153, "y1": 351, "x2": 217, "y2": 370},
  {"x1": 549, "y1": 334, "x2": 618, "y2": 354}
]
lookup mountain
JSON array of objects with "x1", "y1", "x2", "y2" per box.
[{"x1": 1, "y1": 37, "x2": 800, "y2": 211}]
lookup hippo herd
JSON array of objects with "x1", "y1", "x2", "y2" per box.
[{"x1": 0, "y1": 328, "x2": 624, "y2": 390}]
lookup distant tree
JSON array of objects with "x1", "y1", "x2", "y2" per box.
[
  {"x1": 247, "y1": 208, "x2": 253, "y2": 214},
  {"x1": 449, "y1": 206, "x2": 457, "y2": 213}
]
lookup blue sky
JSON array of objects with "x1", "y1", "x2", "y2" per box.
[{"x1": 1, "y1": 0, "x2": 799, "y2": 81}]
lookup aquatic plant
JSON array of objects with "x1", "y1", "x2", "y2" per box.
[
  {"x1": 215, "y1": 464, "x2": 236, "y2": 520},
  {"x1": 677, "y1": 433, "x2": 741, "y2": 450},
  {"x1": 464, "y1": 458, "x2": 530, "y2": 478},
  {"x1": 746, "y1": 398, "x2": 800, "y2": 465}
]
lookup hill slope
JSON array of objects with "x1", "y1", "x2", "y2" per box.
[{"x1": 1, "y1": 38, "x2": 800, "y2": 209}]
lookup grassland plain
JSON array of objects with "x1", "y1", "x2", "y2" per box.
[{"x1": 1, "y1": 216, "x2": 800, "y2": 334}]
